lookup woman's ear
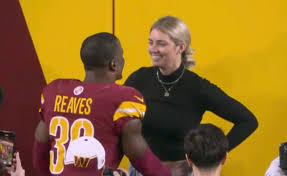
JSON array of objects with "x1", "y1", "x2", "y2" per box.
[{"x1": 177, "y1": 42, "x2": 187, "y2": 55}]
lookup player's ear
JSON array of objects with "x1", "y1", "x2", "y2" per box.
[{"x1": 109, "y1": 59, "x2": 117, "y2": 71}]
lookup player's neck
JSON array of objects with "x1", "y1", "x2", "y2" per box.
[{"x1": 84, "y1": 70, "x2": 115, "y2": 83}]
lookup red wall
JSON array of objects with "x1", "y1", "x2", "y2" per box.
[{"x1": 0, "y1": 0, "x2": 46, "y2": 175}]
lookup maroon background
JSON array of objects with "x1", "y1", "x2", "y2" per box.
[{"x1": 0, "y1": 0, "x2": 46, "y2": 175}]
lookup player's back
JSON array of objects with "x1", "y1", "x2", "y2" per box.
[{"x1": 40, "y1": 79, "x2": 146, "y2": 176}]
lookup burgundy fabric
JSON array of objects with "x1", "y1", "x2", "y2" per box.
[
  {"x1": 0, "y1": 0, "x2": 46, "y2": 175},
  {"x1": 41, "y1": 79, "x2": 145, "y2": 175},
  {"x1": 0, "y1": 89, "x2": 3, "y2": 106},
  {"x1": 33, "y1": 140, "x2": 51, "y2": 176}
]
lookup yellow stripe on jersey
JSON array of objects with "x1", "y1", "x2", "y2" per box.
[
  {"x1": 41, "y1": 94, "x2": 45, "y2": 104},
  {"x1": 39, "y1": 93, "x2": 45, "y2": 112},
  {"x1": 113, "y1": 101, "x2": 146, "y2": 121}
]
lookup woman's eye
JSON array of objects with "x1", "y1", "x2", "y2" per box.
[{"x1": 158, "y1": 42, "x2": 167, "y2": 46}]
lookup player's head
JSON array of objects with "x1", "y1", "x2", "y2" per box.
[
  {"x1": 80, "y1": 32, "x2": 124, "y2": 80},
  {"x1": 184, "y1": 124, "x2": 228, "y2": 173}
]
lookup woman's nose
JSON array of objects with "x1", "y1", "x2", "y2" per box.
[{"x1": 149, "y1": 44, "x2": 158, "y2": 53}]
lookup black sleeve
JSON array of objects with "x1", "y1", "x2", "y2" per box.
[
  {"x1": 124, "y1": 69, "x2": 142, "y2": 88},
  {"x1": 124, "y1": 73, "x2": 137, "y2": 87},
  {"x1": 200, "y1": 78, "x2": 258, "y2": 151}
]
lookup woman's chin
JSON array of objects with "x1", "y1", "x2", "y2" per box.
[{"x1": 151, "y1": 60, "x2": 162, "y2": 67}]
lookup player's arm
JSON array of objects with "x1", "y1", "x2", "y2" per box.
[
  {"x1": 33, "y1": 120, "x2": 51, "y2": 176},
  {"x1": 121, "y1": 119, "x2": 171, "y2": 176},
  {"x1": 116, "y1": 88, "x2": 184, "y2": 176}
]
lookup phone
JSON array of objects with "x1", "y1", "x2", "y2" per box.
[
  {"x1": 0, "y1": 130, "x2": 15, "y2": 167},
  {"x1": 103, "y1": 167, "x2": 127, "y2": 176}
]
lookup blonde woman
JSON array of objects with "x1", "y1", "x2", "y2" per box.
[{"x1": 125, "y1": 16, "x2": 258, "y2": 176}]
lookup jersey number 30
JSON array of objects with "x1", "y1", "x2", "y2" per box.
[{"x1": 49, "y1": 116, "x2": 94, "y2": 174}]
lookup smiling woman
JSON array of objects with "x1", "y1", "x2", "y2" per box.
[
  {"x1": 148, "y1": 17, "x2": 194, "y2": 75},
  {"x1": 124, "y1": 16, "x2": 258, "y2": 176}
]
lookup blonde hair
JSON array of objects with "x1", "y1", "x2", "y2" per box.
[{"x1": 151, "y1": 16, "x2": 195, "y2": 68}]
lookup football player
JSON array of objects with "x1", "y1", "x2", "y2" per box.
[{"x1": 33, "y1": 32, "x2": 174, "y2": 176}]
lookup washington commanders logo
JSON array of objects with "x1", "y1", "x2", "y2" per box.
[
  {"x1": 73, "y1": 156, "x2": 92, "y2": 168},
  {"x1": 64, "y1": 136, "x2": 105, "y2": 169}
]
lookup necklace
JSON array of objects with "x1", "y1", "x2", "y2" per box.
[
  {"x1": 159, "y1": 83, "x2": 176, "y2": 97},
  {"x1": 156, "y1": 68, "x2": 185, "y2": 97},
  {"x1": 156, "y1": 67, "x2": 185, "y2": 85}
]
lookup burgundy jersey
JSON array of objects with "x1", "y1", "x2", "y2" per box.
[{"x1": 40, "y1": 79, "x2": 146, "y2": 176}]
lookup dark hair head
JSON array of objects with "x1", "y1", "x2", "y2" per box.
[
  {"x1": 184, "y1": 124, "x2": 228, "y2": 168},
  {"x1": 280, "y1": 142, "x2": 287, "y2": 171},
  {"x1": 80, "y1": 32, "x2": 120, "y2": 70}
]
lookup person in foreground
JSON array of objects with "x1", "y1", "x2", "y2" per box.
[
  {"x1": 6, "y1": 152, "x2": 25, "y2": 176},
  {"x1": 33, "y1": 32, "x2": 175, "y2": 176},
  {"x1": 2, "y1": 152, "x2": 127, "y2": 176},
  {"x1": 125, "y1": 16, "x2": 258, "y2": 175},
  {"x1": 184, "y1": 124, "x2": 228, "y2": 176},
  {"x1": 265, "y1": 142, "x2": 287, "y2": 176}
]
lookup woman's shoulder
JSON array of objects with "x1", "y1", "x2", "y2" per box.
[
  {"x1": 185, "y1": 70, "x2": 219, "y2": 89},
  {"x1": 124, "y1": 66, "x2": 155, "y2": 86},
  {"x1": 127, "y1": 66, "x2": 155, "y2": 78},
  {"x1": 185, "y1": 69, "x2": 206, "y2": 83},
  {"x1": 133, "y1": 66, "x2": 155, "y2": 74}
]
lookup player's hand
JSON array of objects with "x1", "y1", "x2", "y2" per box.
[{"x1": 6, "y1": 152, "x2": 25, "y2": 176}]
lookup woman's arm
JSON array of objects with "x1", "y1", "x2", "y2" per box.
[{"x1": 200, "y1": 78, "x2": 258, "y2": 151}]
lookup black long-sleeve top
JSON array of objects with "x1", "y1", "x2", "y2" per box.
[{"x1": 124, "y1": 65, "x2": 258, "y2": 161}]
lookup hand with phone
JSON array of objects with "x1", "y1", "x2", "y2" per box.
[
  {"x1": 7, "y1": 152, "x2": 25, "y2": 176},
  {"x1": 0, "y1": 130, "x2": 15, "y2": 167}
]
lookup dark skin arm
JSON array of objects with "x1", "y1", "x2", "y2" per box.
[
  {"x1": 33, "y1": 120, "x2": 51, "y2": 175},
  {"x1": 121, "y1": 119, "x2": 147, "y2": 159},
  {"x1": 35, "y1": 120, "x2": 50, "y2": 144}
]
